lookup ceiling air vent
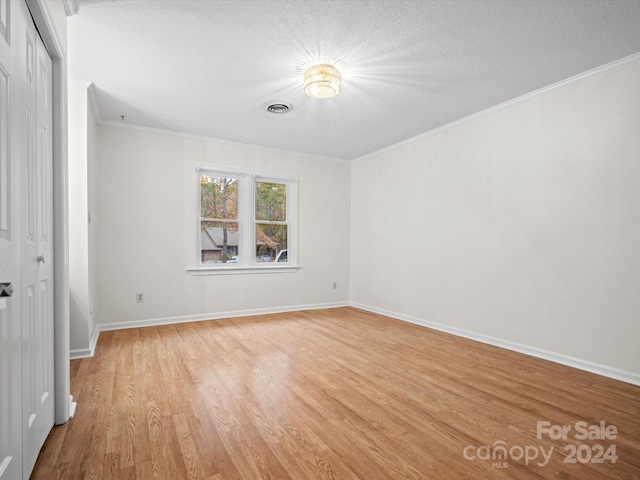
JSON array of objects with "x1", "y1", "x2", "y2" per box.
[{"x1": 264, "y1": 102, "x2": 292, "y2": 114}]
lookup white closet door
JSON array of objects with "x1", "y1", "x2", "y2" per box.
[
  {"x1": 21, "y1": 6, "x2": 54, "y2": 478},
  {"x1": 0, "y1": 0, "x2": 25, "y2": 477},
  {"x1": 0, "y1": 1, "x2": 54, "y2": 479}
]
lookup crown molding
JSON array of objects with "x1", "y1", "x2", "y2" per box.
[
  {"x1": 63, "y1": 0, "x2": 79, "y2": 16},
  {"x1": 97, "y1": 119, "x2": 349, "y2": 164},
  {"x1": 353, "y1": 51, "x2": 640, "y2": 164}
]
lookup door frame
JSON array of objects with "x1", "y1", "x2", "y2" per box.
[{"x1": 25, "y1": 0, "x2": 70, "y2": 425}]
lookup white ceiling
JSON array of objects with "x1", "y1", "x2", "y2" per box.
[{"x1": 69, "y1": 0, "x2": 640, "y2": 161}]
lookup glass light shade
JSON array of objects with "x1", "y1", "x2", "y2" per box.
[{"x1": 304, "y1": 64, "x2": 342, "y2": 99}]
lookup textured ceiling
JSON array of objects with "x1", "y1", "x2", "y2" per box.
[{"x1": 69, "y1": 0, "x2": 640, "y2": 161}]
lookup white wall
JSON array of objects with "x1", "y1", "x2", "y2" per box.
[
  {"x1": 86, "y1": 86, "x2": 99, "y2": 344},
  {"x1": 68, "y1": 82, "x2": 90, "y2": 351},
  {"x1": 91, "y1": 125, "x2": 350, "y2": 327},
  {"x1": 68, "y1": 83, "x2": 99, "y2": 352},
  {"x1": 351, "y1": 59, "x2": 640, "y2": 375}
]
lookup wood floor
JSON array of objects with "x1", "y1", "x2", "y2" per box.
[{"x1": 31, "y1": 307, "x2": 640, "y2": 479}]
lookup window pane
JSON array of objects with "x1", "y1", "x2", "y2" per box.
[
  {"x1": 200, "y1": 175, "x2": 238, "y2": 219},
  {"x1": 201, "y1": 221, "x2": 239, "y2": 264},
  {"x1": 255, "y1": 181, "x2": 286, "y2": 222},
  {"x1": 255, "y1": 224, "x2": 288, "y2": 263}
]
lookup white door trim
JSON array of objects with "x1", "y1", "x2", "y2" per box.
[{"x1": 25, "y1": 0, "x2": 70, "y2": 426}]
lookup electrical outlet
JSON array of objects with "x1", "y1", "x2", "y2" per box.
[
  {"x1": 332, "y1": 282, "x2": 337, "y2": 290},
  {"x1": 136, "y1": 293, "x2": 144, "y2": 303}
]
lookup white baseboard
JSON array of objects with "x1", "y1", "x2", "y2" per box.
[
  {"x1": 69, "y1": 395, "x2": 77, "y2": 418},
  {"x1": 71, "y1": 300, "x2": 639, "y2": 387},
  {"x1": 69, "y1": 347, "x2": 92, "y2": 359},
  {"x1": 98, "y1": 301, "x2": 349, "y2": 332},
  {"x1": 73, "y1": 302, "x2": 349, "y2": 358},
  {"x1": 69, "y1": 326, "x2": 100, "y2": 359},
  {"x1": 350, "y1": 302, "x2": 640, "y2": 387}
]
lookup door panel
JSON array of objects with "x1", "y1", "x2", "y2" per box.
[
  {"x1": 0, "y1": 59, "x2": 8, "y2": 239},
  {"x1": 0, "y1": 0, "x2": 22, "y2": 474},
  {"x1": 0, "y1": 297, "x2": 21, "y2": 480},
  {"x1": 0, "y1": 0, "x2": 23, "y2": 477},
  {"x1": 35, "y1": 30, "x2": 54, "y2": 457},
  {"x1": 0, "y1": 1, "x2": 8, "y2": 45},
  {"x1": 21, "y1": 21, "x2": 54, "y2": 477}
]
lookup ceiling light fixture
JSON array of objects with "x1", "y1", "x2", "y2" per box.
[{"x1": 304, "y1": 64, "x2": 342, "y2": 99}]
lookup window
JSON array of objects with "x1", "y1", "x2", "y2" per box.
[
  {"x1": 199, "y1": 174, "x2": 240, "y2": 264},
  {"x1": 190, "y1": 165, "x2": 297, "y2": 273},
  {"x1": 255, "y1": 181, "x2": 288, "y2": 263}
]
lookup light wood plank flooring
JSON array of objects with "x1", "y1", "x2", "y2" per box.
[{"x1": 31, "y1": 307, "x2": 640, "y2": 479}]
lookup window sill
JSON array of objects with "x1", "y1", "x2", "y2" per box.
[{"x1": 187, "y1": 265, "x2": 300, "y2": 276}]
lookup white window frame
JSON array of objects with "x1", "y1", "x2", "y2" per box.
[{"x1": 187, "y1": 163, "x2": 298, "y2": 275}]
